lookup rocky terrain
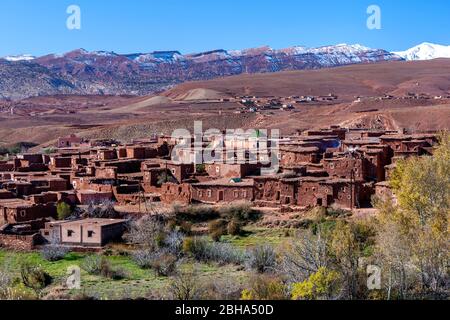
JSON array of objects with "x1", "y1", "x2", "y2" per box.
[{"x1": 0, "y1": 44, "x2": 400, "y2": 100}]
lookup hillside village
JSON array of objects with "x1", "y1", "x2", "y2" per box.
[{"x1": 0, "y1": 125, "x2": 439, "y2": 251}]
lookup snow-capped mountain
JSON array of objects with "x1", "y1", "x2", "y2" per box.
[
  {"x1": 0, "y1": 43, "x2": 401, "y2": 100},
  {"x1": 393, "y1": 43, "x2": 450, "y2": 61},
  {"x1": 3, "y1": 54, "x2": 35, "y2": 62}
]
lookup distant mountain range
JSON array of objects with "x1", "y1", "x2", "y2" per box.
[{"x1": 0, "y1": 43, "x2": 448, "y2": 100}]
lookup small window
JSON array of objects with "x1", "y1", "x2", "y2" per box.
[
  {"x1": 207, "y1": 190, "x2": 212, "y2": 198},
  {"x1": 20, "y1": 210, "x2": 26, "y2": 218},
  {"x1": 243, "y1": 191, "x2": 247, "y2": 198},
  {"x1": 44, "y1": 231, "x2": 49, "y2": 236},
  {"x1": 198, "y1": 190, "x2": 203, "y2": 197},
  {"x1": 234, "y1": 191, "x2": 239, "y2": 198},
  {"x1": 87, "y1": 231, "x2": 94, "y2": 238},
  {"x1": 171, "y1": 169, "x2": 176, "y2": 175},
  {"x1": 67, "y1": 230, "x2": 74, "y2": 237}
]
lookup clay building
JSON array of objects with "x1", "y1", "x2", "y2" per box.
[
  {"x1": 99, "y1": 159, "x2": 142, "y2": 174},
  {"x1": 57, "y1": 134, "x2": 84, "y2": 148},
  {"x1": 253, "y1": 176, "x2": 282, "y2": 204},
  {"x1": 160, "y1": 183, "x2": 191, "y2": 204},
  {"x1": 322, "y1": 154, "x2": 367, "y2": 180},
  {"x1": 191, "y1": 178, "x2": 254, "y2": 204},
  {"x1": 95, "y1": 166, "x2": 118, "y2": 180},
  {"x1": 205, "y1": 163, "x2": 260, "y2": 179},
  {"x1": 40, "y1": 218, "x2": 126, "y2": 247},
  {"x1": 0, "y1": 189, "x2": 14, "y2": 199},
  {"x1": 49, "y1": 156, "x2": 73, "y2": 170},
  {"x1": 296, "y1": 177, "x2": 370, "y2": 209},
  {"x1": 279, "y1": 146, "x2": 320, "y2": 166},
  {"x1": 0, "y1": 199, "x2": 57, "y2": 225}
]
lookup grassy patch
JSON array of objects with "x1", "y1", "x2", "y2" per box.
[
  {"x1": 0, "y1": 249, "x2": 250, "y2": 300},
  {"x1": 221, "y1": 226, "x2": 293, "y2": 247}
]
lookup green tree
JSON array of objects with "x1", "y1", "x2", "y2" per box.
[
  {"x1": 330, "y1": 221, "x2": 361, "y2": 299},
  {"x1": 56, "y1": 202, "x2": 72, "y2": 220}
]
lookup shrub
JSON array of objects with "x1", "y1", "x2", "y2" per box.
[
  {"x1": 56, "y1": 202, "x2": 72, "y2": 220},
  {"x1": 182, "y1": 237, "x2": 208, "y2": 260},
  {"x1": 227, "y1": 219, "x2": 242, "y2": 236},
  {"x1": 81, "y1": 255, "x2": 127, "y2": 280},
  {"x1": 0, "y1": 267, "x2": 13, "y2": 299},
  {"x1": 179, "y1": 205, "x2": 219, "y2": 222},
  {"x1": 195, "y1": 164, "x2": 206, "y2": 173},
  {"x1": 132, "y1": 250, "x2": 154, "y2": 269},
  {"x1": 326, "y1": 206, "x2": 351, "y2": 218},
  {"x1": 125, "y1": 215, "x2": 166, "y2": 250},
  {"x1": 291, "y1": 267, "x2": 341, "y2": 300},
  {"x1": 86, "y1": 200, "x2": 119, "y2": 219},
  {"x1": 219, "y1": 202, "x2": 260, "y2": 222},
  {"x1": 208, "y1": 219, "x2": 228, "y2": 241},
  {"x1": 81, "y1": 255, "x2": 104, "y2": 275},
  {"x1": 150, "y1": 253, "x2": 178, "y2": 277},
  {"x1": 183, "y1": 237, "x2": 244, "y2": 265},
  {"x1": 108, "y1": 267, "x2": 129, "y2": 280},
  {"x1": 164, "y1": 231, "x2": 184, "y2": 257},
  {"x1": 169, "y1": 269, "x2": 201, "y2": 300},
  {"x1": 241, "y1": 275, "x2": 288, "y2": 300},
  {"x1": 20, "y1": 262, "x2": 52, "y2": 292},
  {"x1": 132, "y1": 250, "x2": 178, "y2": 276},
  {"x1": 246, "y1": 245, "x2": 277, "y2": 273},
  {"x1": 179, "y1": 221, "x2": 192, "y2": 235},
  {"x1": 208, "y1": 242, "x2": 245, "y2": 265},
  {"x1": 41, "y1": 245, "x2": 69, "y2": 262},
  {"x1": 199, "y1": 277, "x2": 245, "y2": 300}
]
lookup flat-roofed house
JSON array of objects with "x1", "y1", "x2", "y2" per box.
[{"x1": 40, "y1": 218, "x2": 126, "y2": 247}]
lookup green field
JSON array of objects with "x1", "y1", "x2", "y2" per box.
[{"x1": 0, "y1": 227, "x2": 287, "y2": 299}]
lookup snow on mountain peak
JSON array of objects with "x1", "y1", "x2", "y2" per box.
[
  {"x1": 393, "y1": 43, "x2": 450, "y2": 60},
  {"x1": 3, "y1": 54, "x2": 35, "y2": 62}
]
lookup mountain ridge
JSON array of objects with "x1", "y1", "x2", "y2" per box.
[
  {"x1": 1, "y1": 43, "x2": 442, "y2": 100},
  {"x1": 394, "y1": 42, "x2": 450, "y2": 61}
]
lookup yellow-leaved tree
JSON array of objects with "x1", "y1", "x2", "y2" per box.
[
  {"x1": 291, "y1": 267, "x2": 340, "y2": 300},
  {"x1": 374, "y1": 132, "x2": 449, "y2": 299}
]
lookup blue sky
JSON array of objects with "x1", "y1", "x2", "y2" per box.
[{"x1": 1, "y1": 0, "x2": 449, "y2": 56}]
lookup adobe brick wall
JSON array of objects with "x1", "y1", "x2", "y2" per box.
[
  {"x1": 253, "y1": 178, "x2": 281, "y2": 203},
  {"x1": 191, "y1": 185, "x2": 254, "y2": 204},
  {"x1": 323, "y1": 157, "x2": 366, "y2": 180},
  {"x1": 0, "y1": 234, "x2": 38, "y2": 251},
  {"x1": 95, "y1": 167, "x2": 118, "y2": 180},
  {"x1": 77, "y1": 191, "x2": 112, "y2": 205},
  {"x1": 0, "y1": 163, "x2": 14, "y2": 171},
  {"x1": 160, "y1": 183, "x2": 191, "y2": 204}
]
